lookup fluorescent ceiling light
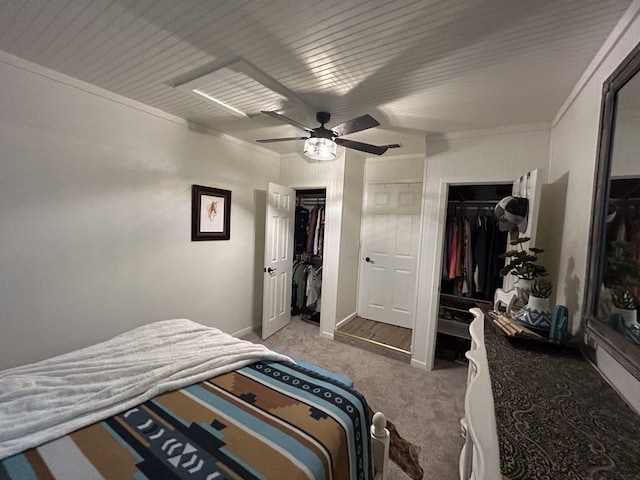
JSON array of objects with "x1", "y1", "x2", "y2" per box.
[{"x1": 173, "y1": 59, "x2": 308, "y2": 117}]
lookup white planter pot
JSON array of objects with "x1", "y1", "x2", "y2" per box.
[
  {"x1": 514, "y1": 294, "x2": 552, "y2": 333},
  {"x1": 515, "y1": 278, "x2": 532, "y2": 303},
  {"x1": 611, "y1": 306, "x2": 638, "y2": 328}
]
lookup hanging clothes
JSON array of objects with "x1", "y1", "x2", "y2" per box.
[
  {"x1": 305, "y1": 265, "x2": 321, "y2": 307},
  {"x1": 483, "y1": 218, "x2": 507, "y2": 299},
  {"x1": 462, "y1": 216, "x2": 472, "y2": 295},
  {"x1": 293, "y1": 192, "x2": 326, "y2": 317},
  {"x1": 448, "y1": 218, "x2": 459, "y2": 280},
  {"x1": 443, "y1": 216, "x2": 452, "y2": 279},
  {"x1": 441, "y1": 205, "x2": 506, "y2": 301},
  {"x1": 472, "y1": 215, "x2": 489, "y2": 297},
  {"x1": 454, "y1": 214, "x2": 464, "y2": 278},
  {"x1": 295, "y1": 203, "x2": 310, "y2": 254},
  {"x1": 292, "y1": 259, "x2": 308, "y2": 313},
  {"x1": 316, "y1": 207, "x2": 325, "y2": 256},
  {"x1": 305, "y1": 207, "x2": 318, "y2": 254}
]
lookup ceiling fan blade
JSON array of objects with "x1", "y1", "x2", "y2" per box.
[
  {"x1": 335, "y1": 138, "x2": 388, "y2": 155},
  {"x1": 331, "y1": 114, "x2": 380, "y2": 137},
  {"x1": 256, "y1": 136, "x2": 308, "y2": 143},
  {"x1": 261, "y1": 111, "x2": 314, "y2": 133}
]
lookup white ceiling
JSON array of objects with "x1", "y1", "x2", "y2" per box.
[{"x1": 0, "y1": 0, "x2": 632, "y2": 157}]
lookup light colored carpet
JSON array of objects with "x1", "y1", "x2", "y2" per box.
[{"x1": 243, "y1": 317, "x2": 467, "y2": 480}]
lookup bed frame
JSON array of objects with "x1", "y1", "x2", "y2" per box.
[{"x1": 371, "y1": 411, "x2": 391, "y2": 480}]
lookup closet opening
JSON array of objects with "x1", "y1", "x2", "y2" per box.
[
  {"x1": 436, "y1": 183, "x2": 512, "y2": 363},
  {"x1": 292, "y1": 188, "x2": 326, "y2": 328}
]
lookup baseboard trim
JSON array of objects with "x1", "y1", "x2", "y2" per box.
[
  {"x1": 233, "y1": 325, "x2": 255, "y2": 338},
  {"x1": 411, "y1": 358, "x2": 429, "y2": 370},
  {"x1": 335, "y1": 312, "x2": 357, "y2": 330}
]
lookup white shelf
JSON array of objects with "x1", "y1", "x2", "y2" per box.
[{"x1": 438, "y1": 318, "x2": 472, "y2": 340}]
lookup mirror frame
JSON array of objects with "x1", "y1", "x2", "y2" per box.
[{"x1": 584, "y1": 40, "x2": 640, "y2": 381}]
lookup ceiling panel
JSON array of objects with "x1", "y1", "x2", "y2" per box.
[{"x1": 0, "y1": 0, "x2": 633, "y2": 156}]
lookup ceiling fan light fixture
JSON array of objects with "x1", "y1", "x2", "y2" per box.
[{"x1": 304, "y1": 137, "x2": 337, "y2": 161}]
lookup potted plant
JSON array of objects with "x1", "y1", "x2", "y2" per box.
[
  {"x1": 609, "y1": 287, "x2": 640, "y2": 332},
  {"x1": 514, "y1": 277, "x2": 554, "y2": 334},
  {"x1": 531, "y1": 277, "x2": 553, "y2": 299},
  {"x1": 499, "y1": 236, "x2": 548, "y2": 281},
  {"x1": 499, "y1": 236, "x2": 548, "y2": 303},
  {"x1": 603, "y1": 241, "x2": 640, "y2": 327}
]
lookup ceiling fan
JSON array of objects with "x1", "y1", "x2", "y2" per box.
[{"x1": 256, "y1": 111, "x2": 399, "y2": 159}]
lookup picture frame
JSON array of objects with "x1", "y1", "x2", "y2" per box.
[{"x1": 191, "y1": 185, "x2": 231, "y2": 241}]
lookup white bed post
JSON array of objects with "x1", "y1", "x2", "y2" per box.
[{"x1": 370, "y1": 411, "x2": 390, "y2": 480}]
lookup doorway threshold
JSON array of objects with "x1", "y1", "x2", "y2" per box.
[{"x1": 334, "y1": 316, "x2": 411, "y2": 363}]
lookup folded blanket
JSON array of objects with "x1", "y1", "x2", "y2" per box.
[{"x1": 0, "y1": 319, "x2": 292, "y2": 459}]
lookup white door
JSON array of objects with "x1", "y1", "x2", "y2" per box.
[
  {"x1": 357, "y1": 183, "x2": 422, "y2": 329},
  {"x1": 262, "y1": 182, "x2": 296, "y2": 339}
]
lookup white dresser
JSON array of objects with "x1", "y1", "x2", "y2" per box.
[
  {"x1": 459, "y1": 308, "x2": 501, "y2": 480},
  {"x1": 459, "y1": 308, "x2": 640, "y2": 479}
]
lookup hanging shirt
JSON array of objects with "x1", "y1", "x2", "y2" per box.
[
  {"x1": 473, "y1": 219, "x2": 489, "y2": 293},
  {"x1": 306, "y1": 207, "x2": 318, "y2": 254},
  {"x1": 313, "y1": 206, "x2": 323, "y2": 255},
  {"x1": 293, "y1": 262, "x2": 307, "y2": 310},
  {"x1": 306, "y1": 265, "x2": 320, "y2": 307},
  {"x1": 443, "y1": 215, "x2": 452, "y2": 279},
  {"x1": 316, "y1": 207, "x2": 325, "y2": 256},
  {"x1": 454, "y1": 215, "x2": 464, "y2": 278},
  {"x1": 448, "y1": 220, "x2": 459, "y2": 280},
  {"x1": 295, "y1": 205, "x2": 310, "y2": 254},
  {"x1": 462, "y1": 217, "x2": 472, "y2": 295}
]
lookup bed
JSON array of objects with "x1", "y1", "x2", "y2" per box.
[{"x1": 0, "y1": 319, "x2": 389, "y2": 480}]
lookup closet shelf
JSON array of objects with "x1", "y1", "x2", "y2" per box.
[
  {"x1": 440, "y1": 293, "x2": 491, "y2": 305},
  {"x1": 441, "y1": 305, "x2": 473, "y2": 315},
  {"x1": 438, "y1": 318, "x2": 472, "y2": 340},
  {"x1": 438, "y1": 293, "x2": 491, "y2": 340}
]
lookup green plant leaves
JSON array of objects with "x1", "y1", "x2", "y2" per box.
[{"x1": 499, "y1": 236, "x2": 548, "y2": 280}]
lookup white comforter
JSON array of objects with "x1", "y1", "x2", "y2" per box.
[{"x1": 0, "y1": 318, "x2": 292, "y2": 460}]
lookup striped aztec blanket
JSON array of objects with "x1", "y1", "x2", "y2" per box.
[{"x1": 0, "y1": 360, "x2": 372, "y2": 480}]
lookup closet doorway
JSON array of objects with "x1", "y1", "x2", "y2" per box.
[
  {"x1": 357, "y1": 183, "x2": 422, "y2": 328},
  {"x1": 435, "y1": 183, "x2": 511, "y2": 362},
  {"x1": 292, "y1": 189, "x2": 326, "y2": 327},
  {"x1": 335, "y1": 182, "x2": 422, "y2": 362}
]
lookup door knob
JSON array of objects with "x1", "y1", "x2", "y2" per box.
[
  {"x1": 265, "y1": 267, "x2": 277, "y2": 274},
  {"x1": 365, "y1": 257, "x2": 375, "y2": 264}
]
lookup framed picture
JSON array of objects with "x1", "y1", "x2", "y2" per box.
[{"x1": 191, "y1": 185, "x2": 231, "y2": 241}]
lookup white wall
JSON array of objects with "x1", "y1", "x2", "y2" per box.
[
  {"x1": 0, "y1": 54, "x2": 279, "y2": 369},
  {"x1": 549, "y1": 2, "x2": 640, "y2": 408},
  {"x1": 336, "y1": 151, "x2": 365, "y2": 325},
  {"x1": 364, "y1": 155, "x2": 426, "y2": 184},
  {"x1": 550, "y1": 4, "x2": 640, "y2": 325},
  {"x1": 414, "y1": 126, "x2": 551, "y2": 370}
]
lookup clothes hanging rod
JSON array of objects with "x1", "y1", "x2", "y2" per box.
[
  {"x1": 296, "y1": 188, "x2": 326, "y2": 197},
  {"x1": 448, "y1": 200, "x2": 499, "y2": 207}
]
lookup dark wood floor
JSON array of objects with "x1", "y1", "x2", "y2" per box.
[{"x1": 334, "y1": 316, "x2": 412, "y2": 362}]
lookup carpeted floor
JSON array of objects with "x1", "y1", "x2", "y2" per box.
[{"x1": 243, "y1": 317, "x2": 467, "y2": 480}]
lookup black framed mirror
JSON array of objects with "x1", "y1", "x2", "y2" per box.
[{"x1": 584, "y1": 40, "x2": 640, "y2": 381}]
